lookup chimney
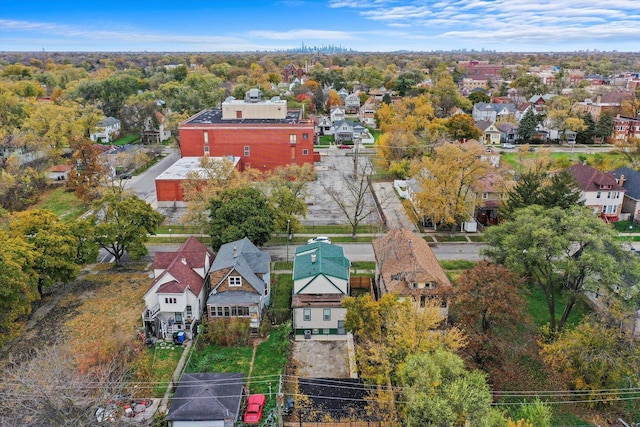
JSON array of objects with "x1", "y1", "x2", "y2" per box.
[
  {"x1": 311, "y1": 254, "x2": 317, "y2": 263},
  {"x1": 618, "y1": 174, "x2": 625, "y2": 187},
  {"x1": 181, "y1": 257, "x2": 187, "y2": 265},
  {"x1": 233, "y1": 246, "x2": 237, "y2": 258}
]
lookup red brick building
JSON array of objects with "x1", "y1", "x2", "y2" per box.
[{"x1": 178, "y1": 98, "x2": 315, "y2": 172}]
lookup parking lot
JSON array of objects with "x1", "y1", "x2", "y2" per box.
[{"x1": 303, "y1": 147, "x2": 383, "y2": 227}]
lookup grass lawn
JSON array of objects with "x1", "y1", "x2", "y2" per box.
[
  {"x1": 186, "y1": 344, "x2": 254, "y2": 374},
  {"x1": 33, "y1": 186, "x2": 88, "y2": 221},
  {"x1": 110, "y1": 133, "x2": 140, "y2": 145},
  {"x1": 135, "y1": 344, "x2": 184, "y2": 397},
  {"x1": 526, "y1": 284, "x2": 591, "y2": 328},
  {"x1": 319, "y1": 135, "x2": 335, "y2": 144},
  {"x1": 250, "y1": 324, "x2": 290, "y2": 395}
]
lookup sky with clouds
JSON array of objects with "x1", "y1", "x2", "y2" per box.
[{"x1": 1, "y1": 0, "x2": 639, "y2": 52}]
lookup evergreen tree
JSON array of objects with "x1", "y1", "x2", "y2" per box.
[
  {"x1": 517, "y1": 108, "x2": 538, "y2": 142},
  {"x1": 594, "y1": 110, "x2": 616, "y2": 143}
]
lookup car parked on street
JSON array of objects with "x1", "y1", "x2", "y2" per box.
[
  {"x1": 502, "y1": 143, "x2": 516, "y2": 149},
  {"x1": 307, "y1": 236, "x2": 331, "y2": 244},
  {"x1": 338, "y1": 144, "x2": 351, "y2": 149},
  {"x1": 243, "y1": 394, "x2": 266, "y2": 424}
]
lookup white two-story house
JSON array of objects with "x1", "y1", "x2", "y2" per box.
[
  {"x1": 566, "y1": 163, "x2": 625, "y2": 222},
  {"x1": 90, "y1": 117, "x2": 121, "y2": 143},
  {"x1": 143, "y1": 237, "x2": 214, "y2": 339}
]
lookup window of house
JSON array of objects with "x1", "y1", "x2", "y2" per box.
[
  {"x1": 165, "y1": 297, "x2": 176, "y2": 304},
  {"x1": 290, "y1": 134, "x2": 297, "y2": 144},
  {"x1": 303, "y1": 133, "x2": 309, "y2": 140},
  {"x1": 186, "y1": 305, "x2": 192, "y2": 318},
  {"x1": 420, "y1": 296, "x2": 426, "y2": 308},
  {"x1": 229, "y1": 276, "x2": 242, "y2": 287},
  {"x1": 203, "y1": 131, "x2": 209, "y2": 144},
  {"x1": 303, "y1": 309, "x2": 311, "y2": 321},
  {"x1": 323, "y1": 309, "x2": 331, "y2": 321},
  {"x1": 596, "y1": 192, "x2": 601, "y2": 199},
  {"x1": 607, "y1": 192, "x2": 612, "y2": 199},
  {"x1": 244, "y1": 146, "x2": 250, "y2": 156},
  {"x1": 302, "y1": 149, "x2": 309, "y2": 155},
  {"x1": 204, "y1": 145, "x2": 210, "y2": 155},
  {"x1": 175, "y1": 313, "x2": 183, "y2": 322},
  {"x1": 603, "y1": 205, "x2": 618, "y2": 214},
  {"x1": 482, "y1": 192, "x2": 489, "y2": 200}
]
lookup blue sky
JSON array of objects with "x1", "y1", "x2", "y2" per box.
[{"x1": 1, "y1": 0, "x2": 639, "y2": 52}]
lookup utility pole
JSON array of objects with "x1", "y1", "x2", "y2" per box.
[{"x1": 286, "y1": 219, "x2": 291, "y2": 263}]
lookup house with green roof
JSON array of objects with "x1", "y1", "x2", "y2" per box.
[{"x1": 292, "y1": 242, "x2": 351, "y2": 340}]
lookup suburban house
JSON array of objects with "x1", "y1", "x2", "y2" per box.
[
  {"x1": 331, "y1": 120, "x2": 367, "y2": 143},
  {"x1": 330, "y1": 106, "x2": 345, "y2": 123},
  {"x1": 344, "y1": 93, "x2": 361, "y2": 114},
  {"x1": 166, "y1": 372, "x2": 244, "y2": 427},
  {"x1": 154, "y1": 155, "x2": 241, "y2": 207},
  {"x1": 472, "y1": 102, "x2": 516, "y2": 123},
  {"x1": 566, "y1": 163, "x2": 626, "y2": 222},
  {"x1": 476, "y1": 120, "x2": 502, "y2": 145},
  {"x1": 358, "y1": 100, "x2": 378, "y2": 127},
  {"x1": 142, "y1": 111, "x2": 171, "y2": 144},
  {"x1": 316, "y1": 115, "x2": 333, "y2": 135},
  {"x1": 497, "y1": 122, "x2": 518, "y2": 143},
  {"x1": 292, "y1": 242, "x2": 351, "y2": 340},
  {"x1": 178, "y1": 92, "x2": 314, "y2": 172},
  {"x1": 90, "y1": 117, "x2": 121, "y2": 143},
  {"x1": 337, "y1": 88, "x2": 349, "y2": 103},
  {"x1": 206, "y1": 238, "x2": 271, "y2": 336},
  {"x1": 474, "y1": 171, "x2": 508, "y2": 226},
  {"x1": 283, "y1": 64, "x2": 305, "y2": 82},
  {"x1": 143, "y1": 237, "x2": 214, "y2": 339},
  {"x1": 372, "y1": 228, "x2": 453, "y2": 317},
  {"x1": 611, "y1": 167, "x2": 640, "y2": 220}
]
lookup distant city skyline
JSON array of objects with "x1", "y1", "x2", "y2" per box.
[{"x1": 1, "y1": 0, "x2": 639, "y2": 53}]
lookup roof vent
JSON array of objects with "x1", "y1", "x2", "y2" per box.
[
  {"x1": 181, "y1": 257, "x2": 187, "y2": 265},
  {"x1": 233, "y1": 246, "x2": 238, "y2": 258}
]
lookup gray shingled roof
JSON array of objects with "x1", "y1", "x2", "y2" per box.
[
  {"x1": 209, "y1": 237, "x2": 270, "y2": 294},
  {"x1": 612, "y1": 167, "x2": 640, "y2": 200},
  {"x1": 166, "y1": 372, "x2": 243, "y2": 422}
]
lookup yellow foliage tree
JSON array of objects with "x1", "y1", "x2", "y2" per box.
[{"x1": 410, "y1": 142, "x2": 492, "y2": 232}]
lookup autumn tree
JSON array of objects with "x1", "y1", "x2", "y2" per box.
[
  {"x1": 208, "y1": 186, "x2": 275, "y2": 251},
  {"x1": 343, "y1": 293, "x2": 465, "y2": 423},
  {"x1": 468, "y1": 91, "x2": 491, "y2": 104},
  {"x1": 376, "y1": 128, "x2": 423, "y2": 162},
  {"x1": 325, "y1": 88, "x2": 341, "y2": 110},
  {"x1": 410, "y1": 142, "x2": 492, "y2": 233},
  {"x1": 430, "y1": 74, "x2": 471, "y2": 117},
  {"x1": 541, "y1": 313, "x2": 640, "y2": 411},
  {"x1": 91, "y1": 188, "x2": 163, "y2": 266},
  {"x1": 398, "y1": 350, "x2": 505, "y2": 427},
  {"x1": 8, "y1": 209, "x2": 80, "y2": 297},
  {"x1": 181, "y1": 156, "x2": 257, "y2": 231},
  {"x1": 262, "y1": 164, "x2": 315, "y2": 235},
  {"x1": 444, "y1": 114, "x2": 482, "y2": 142},
  {"x1": 451, "y1": 262, "x2": 529, "y2": 372},
  {"x1": 67, "y1": 136, "x2": 107, "y2": 202},
  {"x1": 0, "y1": 229, "x2": 37, "y2": 347},
  {"x1": 483, "y1": 205, "x2": 639, "y2": 334}
]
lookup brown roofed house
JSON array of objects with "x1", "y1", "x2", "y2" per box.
[{"x1": 372, "y1": 228, "x2": 453, "y2": 317}]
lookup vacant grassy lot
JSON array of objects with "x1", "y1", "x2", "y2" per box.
[{"x1": 33, "y1": 186, "x2": 88, "y2": 221}]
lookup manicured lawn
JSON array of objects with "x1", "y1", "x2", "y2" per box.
[
  {"x1": 33, "y1": 186, "x2": 88, "y2": 221},
  {"x1": 320, "y1": 135, "x2": 335, "y2": 144}
]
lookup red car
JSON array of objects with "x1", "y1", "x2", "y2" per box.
[
  {"x1": 338, "y1": 144, "x2": 352, "y2": 149},
  {"x1": 243, "y1": 394, "x2": 266, "y2": 424}
]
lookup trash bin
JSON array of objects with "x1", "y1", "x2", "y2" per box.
[{"x1": 173, "y1": 331, "x2": 185, "y2": 345}]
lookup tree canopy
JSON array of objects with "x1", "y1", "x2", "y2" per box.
[
  {"x1": 91, "y1": 188, "x2": 163, "y2": 266},
  {"x1": 483, "y1": 205, "x2": 639, "y2": 334},
  {"x1": 208, "y1": 187, "x2": 275, "y2": 251}
]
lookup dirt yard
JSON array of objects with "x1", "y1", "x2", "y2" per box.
[{"x1": 290, "y1": 340, "x2": 351, "y2": 378}]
